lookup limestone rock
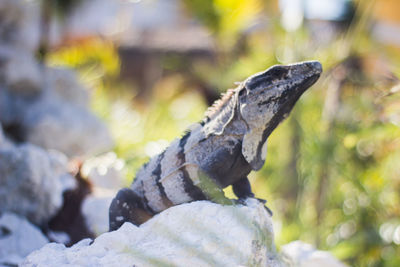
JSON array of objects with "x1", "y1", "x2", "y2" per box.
[
  {"x1": 44, "y1": 67, "x2": 89, "y2": 107},
  {"x1": 24, "y1": 99, "x2": 114, "y2": 158},
  {"x1": 281, "y1": 241, "x2": 347, "y2": 267},
  {"x1": 0, "y1": 124, "x2": 3, "y2": 143},
  {"x1": 0, "y1": 46, "x2": 42, "y2": 95},
  {"x1": 0, "y1": 122, "x2": 13, "y2": 150},
  {"x1": 0, "y1": 213, "x2": 48, "y2": 266},
  {"x1": 0, "y1": 65, "x2": 113, "y2": 158},
  {"x1": 81, "y1": 192, "x2": 114, "y2": 236},
  {"x1": 0, "y1": 143, "x2": 75, "y2": 225},
  {"x1": 0, "y1": 84, "x2": 29, "y2": 126},
  {"x1": 23, "y1": 199, "x2": 283, "y2": 267},
  {"x1": 0, "y1": 0, "x2": 25, "y2": 45},
  {"x1": 0, "y1": 0, "x2": 40, "y2": 51}
]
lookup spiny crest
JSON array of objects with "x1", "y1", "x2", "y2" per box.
[{"x1": 204, "y1": 87, "x2": 238, "y2": 120}]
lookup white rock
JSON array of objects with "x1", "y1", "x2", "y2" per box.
[
  {"x1": 0, "y1": 0, "x2": 40, "y2": 51},
  {"x1": 81, "y1": 191, "x2": 114, "y2": 236},
  {"x1": 0, "y1": 123, "x2": 8, "y2": 147},
  {"x1": 281, "y1": 240, "x2": 347, "y2": 267},
  {"x1": 44, "y1": 67, "x2": 89, "y2": 107},
  {"x1": 0, "y1": 143, "x2": 75, "y2": 225},
  {"x1": 14, "y1": 0, "x2": 41, "y2": 52},
  {"x1": 24, "y1": 98, "x2": 114, "y2": 158},
  {"x1": 0, "y1": 60, "x2": 113, "y2": 158},
  {"x1": 0, "y1": 0, "x2": 25, "y2": 45},
  {"x1": 0, "y1": 45, "x2": 42, "y2": 95},
  {"x1": 0, "y1": 83, "x2": 29, "y2": 125},
  {"x1": 23, "y1": 199, "x2": 283, "y2": 267},
  {"x1": 47, "y1": 231, "x2": 71, "y2": 245},
  {"x1": 0, "y1": 213, "x2": 48, "y2": 266}
]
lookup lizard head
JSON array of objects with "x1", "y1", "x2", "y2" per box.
[{"x1": 238, "y1": 60, "x2": 322, "y2": 170}]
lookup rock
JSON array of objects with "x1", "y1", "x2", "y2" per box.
[
  {"x1": 0, "y1": 0, "x2": 40, "y2": 52},
  {"x1": 81, "y1": 191, "x2": 114, "y2": 236},
  {"x1": 0, "y1": 84, "x2": 31, "y2": 127},
  {"x1": 0, "y1": 46, "x2": 42, "y2": 95},
  {"x1": 0, "y1": 0, "x2": 25, "y2": 45},
  {"x1": 0, "y1": 213, "x2": 48, "y2": 266},
  {"x1": 0, "y1": 63, "x2": 113, "y2": 157},
  {"x1": 47, "y1": 231, "x2": 71, "y2": 245},
  {"x1": 0, "y1": 122, "x2": 13, "y2": 148},
  {"x1": 24, "y1": 99, "x2": 114, "y2": 158},
  {"x1": 0, "y1": 123, "x2": 6, "y2": 146},
  {"x1": 281, "y1": 241, "x2": 347, "y2": 267},
  {"x1": 23, "y1": 199, "x2": 283, "y2": 267},
  {"x1": 0, "y1": 143, "x2": 75, "y2": 225},
  {"x1": 44, "y1": 67, "x2": 89, "y2": 107}
]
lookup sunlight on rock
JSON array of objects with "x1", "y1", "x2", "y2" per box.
[{"x1": 23, "y1": 200, "x2": 283, "y2": 267}]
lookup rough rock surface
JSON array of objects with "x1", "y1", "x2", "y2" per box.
[
  {"x1": 0, "y1": 123, "x2": 12, "y2": 148},
  {"x1": 44, "y1": 67, "x2": 89, "y2": 107},
  {"x1": 0, "y1": 65, "x2": 113, "y2": 157},
  {"x1": 281, "y1": 241, "x2": 347, "y2": 267},
  {"x1": 0, "y1": 1, "x2": 113, "y2": 158},
  {"x1": 23, "y1": 98, "x2": 113, "y2": 158},
  {"x1": 0, "y1": 143, "x2": 75, "y2": 225},
  {"x1": 0, "y1": 124, "x2": 3, "y2": 143},
  {"x1": 0, "y1": 213, "x2": 48, "y2": 266},
  {"x1": 0, "y1": 73, "x2": 113, "y2": 159},
  {"x1": 23, "y1": 199, "x2": 283, "y2": 267},
  {"x1": 0, "y1": 0, "x2": 40, "y2": 52},
  {"x1": 0, "y1": 46, "x2": 42, "y2": 95},
  {"x1": 0, "y1": 0, "x2": 114, "y2": 259},
  {"x1": 81, "y1": 192, "x2": 114, "y2": 236}
]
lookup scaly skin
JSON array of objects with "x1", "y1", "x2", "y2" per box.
[{"x1": 109, "y1": 61, "x2": 322, "y2": 231}]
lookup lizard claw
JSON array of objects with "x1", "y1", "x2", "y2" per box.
[
  {"x1": 255, "y1": 198, "x2": 266, "y2": 204},
  {"x1": 235, "y1": 197, "x2": 273, "y2": 216},
  {"x1": 263, "y1": 204, "x2": 273, "y2": 216},
  {"x1": 254, "y1": 198, "x2": 273, "y2": 216},
  {"x1": 235, "y1": 198, "x2": 247, "y2": 205}
]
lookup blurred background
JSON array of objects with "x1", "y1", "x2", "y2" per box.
[{"x1": 2, "y1": 0, "x2": 400, "y2": 265}]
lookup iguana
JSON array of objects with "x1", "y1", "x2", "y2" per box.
[{"x1": 109, "y1": 61, "x2": 322, "y2": 231}]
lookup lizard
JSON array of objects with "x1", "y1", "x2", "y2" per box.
[{"x1": 109, "y1": 60, "x2": 322, "y2": 231}]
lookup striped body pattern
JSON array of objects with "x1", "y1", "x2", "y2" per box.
[{"x1": 109, "y1": 61, "x2": 322, "y2": 230}]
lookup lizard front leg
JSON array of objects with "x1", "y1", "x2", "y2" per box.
[
  {"x1": 232, "y1": 177, "x2": 273, "y2": 215},
  {"x1": 232, "y1": 176, "x2": 255, "y2": 199}
]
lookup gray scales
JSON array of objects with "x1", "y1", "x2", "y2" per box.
[{"x1": 109, "y1": 61, "x2": 323, "y2": 231}]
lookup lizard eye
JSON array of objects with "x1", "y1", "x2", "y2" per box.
[{"x1": 239, "y1": 89, "x2": 246, "y2": 97}]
